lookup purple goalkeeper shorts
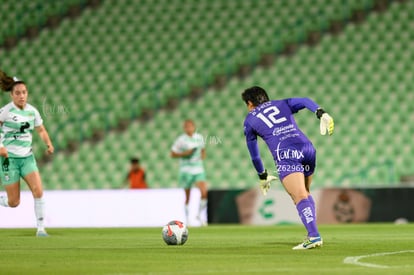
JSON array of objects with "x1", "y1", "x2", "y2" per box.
[{"x1": 273, "y1": 142, "x2": 316, "y2": 181}]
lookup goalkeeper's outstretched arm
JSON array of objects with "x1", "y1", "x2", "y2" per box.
[
  {"x1": 244, "y1": 122, "x2": 264, "y2": 174},
  {"x1": 246, "y1": 139, "x2": 265, "y2": 174},
  {"x1": 244, "y1": 122, "x2": 277, "y2": 195},
  {"x1": 286, "y1": 97, "x2": 334, "y2": 136}
]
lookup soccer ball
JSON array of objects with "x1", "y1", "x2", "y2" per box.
[{"x1": 162, "y1": 220, "x2": 189, "y2": 245}]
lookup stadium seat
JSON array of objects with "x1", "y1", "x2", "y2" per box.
[
  {"x1": 4, "y1": 0, "x2": 371, "y2": 157},
  {"x1": 3, "y1": 0, "x2": 412, "y2": 189}
]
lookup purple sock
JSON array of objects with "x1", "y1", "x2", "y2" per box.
[
  {"x1": 296, "y1": 198, "x2": 319, "y2": 238},
  {"x1": 308, "y1": 195, "x2": 316, "y2": 217}
]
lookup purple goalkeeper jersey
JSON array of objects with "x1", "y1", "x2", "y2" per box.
[{"x1": 244, "y1": 98, "x2": 319, "y2": 178}]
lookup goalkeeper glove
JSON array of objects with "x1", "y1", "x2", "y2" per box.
[
  {"x1": 258, "y1": 170, "x2": 278, "y2": 196},
  {"x1": 316, "y1": 108, "x2": 334, "y2": 136}
]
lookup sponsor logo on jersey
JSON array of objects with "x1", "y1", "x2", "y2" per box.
[{"x1": 275, "y1": 142, "x2": 304, "y2": 161}]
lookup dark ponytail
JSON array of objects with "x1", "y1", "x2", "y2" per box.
[{"x1": 0, "y1": 69, "x2": 24, "y2": 92}]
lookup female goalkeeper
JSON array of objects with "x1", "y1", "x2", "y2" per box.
[
  {"x1": 0, "y1": 70, "x2": 54, "y2": 237},
  {"x1": 242, "y1": 86, "x2": 334, "y2": 250}
]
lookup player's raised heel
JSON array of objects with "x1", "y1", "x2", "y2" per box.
[
  {"x1": 292, "y1": 236, "x2": 322, "y2": 250},
  {"x1": 36, "y1": 229, "x2": 49, "y2": 237}
]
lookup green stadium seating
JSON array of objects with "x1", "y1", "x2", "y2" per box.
[
  {"x1": 6, "y1": 0, "x2": 414, "y2": 190},
  {"x1": 0, "y1": 0, "x2": 88, "y2": 44},
  {"x1": 2, "y1": 0, "x2": 376, "y2": 155}
]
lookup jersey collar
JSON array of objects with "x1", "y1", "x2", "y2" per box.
[{"x1": 11, "y1": 101, "x2": 27, "y2": 111}]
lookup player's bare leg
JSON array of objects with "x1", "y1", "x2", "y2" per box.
[
  {"x1": 305, "y1": 175, "x2": 312, "y2": 194},
  {"x1": 23, "y1": 171, "x2": 48, "y2": 237},
  {"x1": 196, "y1": 181, "x2": 208, "y2": 226},
  {"x1": 184, "y1": 188, "x2": 191, "y2": 225},
  {"x1": 281, "y1": 172, "x2": 308, "y2": 205},
  {"x1": 305, "y1": 175, "x2": 316, "y2": 218},
  {"x1": 282, "y1": 172, "x2": 322, "y2": 249},
  {"x1": 0, "y1": 182, "x2": 21, "y2": 208}
]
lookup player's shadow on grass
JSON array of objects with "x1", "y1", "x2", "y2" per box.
[{"x1": 263, "y1": 241, "x2": 294, "y2": 248}]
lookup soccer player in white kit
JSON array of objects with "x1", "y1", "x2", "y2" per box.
[
  {"x1": 0, "y1": 70, "x2": 54, "y2": 237},
  {"x1": 171, "y1": 120, "x2": 208, "y2": 226}
]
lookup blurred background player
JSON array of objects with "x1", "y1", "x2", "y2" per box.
[
  {"x1": 123, "y1": 157, "x2": 148, "y2": 189},
  {"x1": 242, "y1": 86, "x2": 334, "y2": 249},
  {"x1": 170, "y1": 119, "x2": 208, "y2": 226},
  {"x1": 0, "y1": 70, "x2": 54, "y2": 237}
]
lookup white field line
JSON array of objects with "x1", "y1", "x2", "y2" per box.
[{"x1": 343, "y1": 250, "x2": 414, "y2": 268}]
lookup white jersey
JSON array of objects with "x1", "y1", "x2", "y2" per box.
[
  {"x1": 171, "y1": 133, "x2": 205, "y2": 174},
  {"x1": 0, "y1": 102, "x2": 43, "y2": 158}
]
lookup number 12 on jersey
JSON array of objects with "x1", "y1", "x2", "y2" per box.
[{"x1": 256, "y1": 106, "x2": 287, "y2": 128}]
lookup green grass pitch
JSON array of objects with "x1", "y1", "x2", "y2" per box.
[{"x1": 0, "y1": 223, "x2": 413, "y2": 274}]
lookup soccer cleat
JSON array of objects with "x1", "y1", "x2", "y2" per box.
[
  {"x1": 292, "y1": 236, "x2": 323, "y2": 250},
  {"x1": 36, "y1": 229, "x2": 49, "y2": 237}
]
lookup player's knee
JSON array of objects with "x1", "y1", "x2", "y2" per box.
[
  {"x1": 198, "y1": 183, "x2": 207, "y2": 194},
  {"x1": 8, "y1": 198, "x2": 20, "y2": 208},
  {"x1": 31, "y1": 186, "x2": 43, "y2": 198},
  {"x1": 293, "y1": 194, "x2": 309, "y2": 205}
]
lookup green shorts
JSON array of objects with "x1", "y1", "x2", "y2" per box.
[
  {"x1": 0, "y1": 155, "x2": 39, "y2": 185},
  {"x1": 179, "y1": 172, "x2": 206, "y2": 189}
]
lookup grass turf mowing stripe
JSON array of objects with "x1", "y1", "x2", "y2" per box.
[{"x1": 0, "y1": 223, "x2": 413, "y2": 275}]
